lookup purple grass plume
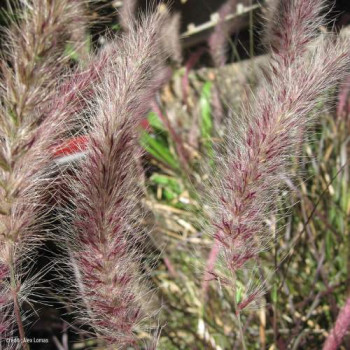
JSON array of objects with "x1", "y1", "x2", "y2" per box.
[
  {"x1": 160, "y1": 6, "x2": 183, "y2": 65},
  {"x1": 119, "y1": 1, "x2": 182, "y2": 65},
  {"x1": 66, "y1": 12, "x2": 166, "y2": 349},
  {"x1": 323, "y1": 297, "x2": 350, "y2": 350},
  {"x1": 208, "y1": 0, "x2": 239, "y2": 67},
  {"x1": 205, "y1": 2, "x2": 350, "y2": 347},
  {"x1": 0, "y1": 0, "x2": 88, "y2": 346},
  {"x1": 118, "y1": 0, "x2": 138, "y2": 32}
]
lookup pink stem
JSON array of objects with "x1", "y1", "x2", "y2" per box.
[
  {"x1": 201, "y1": 239, "x2": 220, "y2": 300},
  {"x1": 163, "y1": 257, "x2": 178, "y2": 278},
  {"x1": 323, "y1": 297, "x2": 350, "y2": 350},
  {"x1": 337, "y1": 75, "x2": 350, "y2": 119},
  {"x1": 182, "y1": 48, "x2": 206, "y2": 106}
]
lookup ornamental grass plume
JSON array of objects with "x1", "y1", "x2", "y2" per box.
[
  {"x1": 119, "y1": 1, "x2": 182, "y2": 65},
  {"x1": 118, "y1": 0, "x2": 138, "y2": 32},
  {"x1": 323, "y1": 297, "x2": 350, "y2": 350},
  {"x1": 208, "y1": 0, "x2": 239, "y2": 68},
  {"x1": 160, "y1": 8, "x2": 182, "y2": 65},
  {"x1": 206, "y1": 0, "x2": 350, "y2": 347},
  {"x1": 263, "y1": 0, "x2": 328, "y2": 65},
  {"x1": 66, "y1": 12, "x2": 166, "y2": 349},
  {"x1": 0, "y1": 0, "x2": 87, "y2": 346}
]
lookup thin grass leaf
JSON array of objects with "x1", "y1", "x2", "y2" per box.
[{"x1": 140, "y1": 131, "x2": 180, "y2": 169}]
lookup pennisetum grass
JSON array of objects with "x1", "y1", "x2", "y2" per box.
[
  {"x1": 0, "y1": 0, "x2": 87, "y2": 346},
  {"x1": 205, "y1": 0, "x2": 350, "y2": 348},
  {"x1": 208, "y1": 0, "x2": 239, "y2": 68},
  {"x1": 64, "y1": 11, "x2": 167, "y2": 349},
  {"x1": 0, "y1": 0, "x2": 349, "y2": 348},
  {"x1": 323, "y1": 297, "x2": 350, "y2": 350},
  {"x1": 159, "y1": 7, "x2": 182, "y2": 66}
]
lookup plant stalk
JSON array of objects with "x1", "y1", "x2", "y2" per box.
[
  {"x1": 10, "y1": 260, "x2": 29, "y2": 350},
  {"x1": 232, "y1": 272, "x2": 247, "y2": 350}
]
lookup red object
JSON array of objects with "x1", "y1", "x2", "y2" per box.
[
  {"x1": 139, "y1": 118, "x2": 151, "y2": 131},
  {"x1": 53, "y1": 118, "x2": 151, "y2": 161},
  {"x1": 53, "y1": 135, "x2": 88, "y2": 158}
]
